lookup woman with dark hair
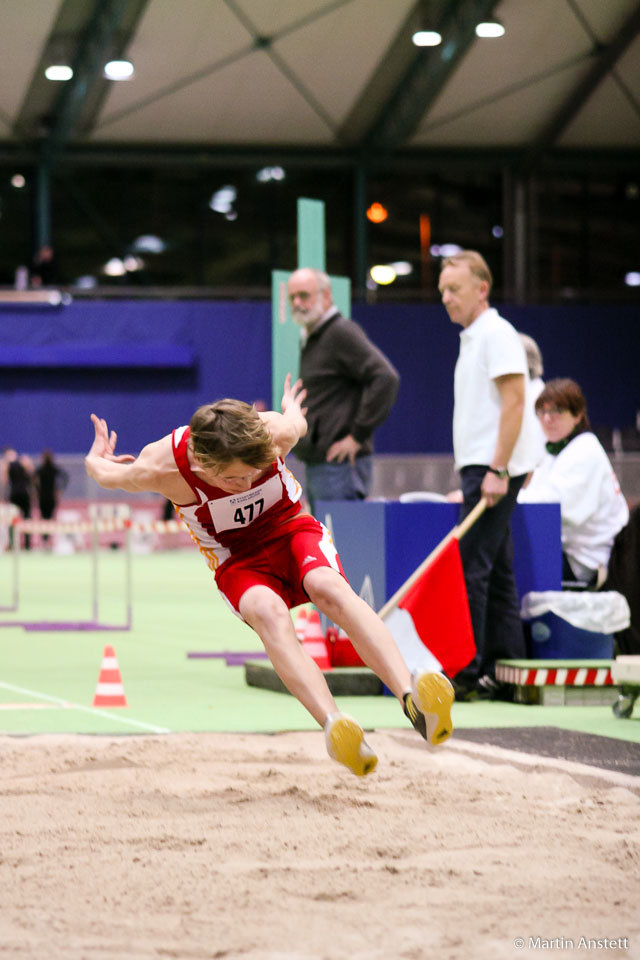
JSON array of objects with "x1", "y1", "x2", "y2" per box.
[{"x1": 519, "y1": 378, "x2": 628, "y2": 585}]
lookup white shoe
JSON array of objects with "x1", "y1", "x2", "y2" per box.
[{"x1": 324, "y1": 713, "x2": 378, "y2": 776}]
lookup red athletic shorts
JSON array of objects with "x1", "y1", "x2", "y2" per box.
[{"x1": 215, "y1": 513, "x2": 348, "y2": 616}]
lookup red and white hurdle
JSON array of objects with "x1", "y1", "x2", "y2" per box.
[{"x1": 0, "y1": 503, "x2": 186, "y2": 632}]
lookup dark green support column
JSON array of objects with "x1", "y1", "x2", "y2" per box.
[
  {"x1": 353, "y1": 161, "x2": 368, "y2": 298},
  {"x1": 35, "y1": 161, "x2": 52, "y2": 251}
]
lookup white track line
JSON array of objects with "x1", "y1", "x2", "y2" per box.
[
  {"x1": 444, "y1": 737, "x2": 640, "y2": 790},
  {"x1": 0, "y1": 682, "x2": 170, "y2": 734}
]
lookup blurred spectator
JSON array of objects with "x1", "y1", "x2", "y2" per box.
[
  {"x1": 3, "y1": 448, "x2": 33, "y2": 549},
  {"x1": 602, "y1": 502, "x2": 640, "y2": 654},
  {"x1": 30, "y1": 244, "x2": 57, "y2": 287},
  {"x1": 519, "y1": 333, "x2": 544, "y2": 400},
  {"x1": 519, "y1": 378, "x2": 629, "y2": 587},
  {"x1": 34, "y1": 449, "x2": 69, "y2": 545},
  {"x1": 519, "y1": 332, "x2": 546, "y2": 465}
]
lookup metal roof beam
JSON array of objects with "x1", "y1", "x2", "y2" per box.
[
  {"x1": 361, "y1": 0, "x2": 499, "y2": 155},
  {"x1": 1, "y1": 141, "x2": 638, "y2": 174},
  {"x1": 41, "y1": 0, "x2": 148, "y2": 168},
  {"x1": 521, "y1": 1, "x2": 640, "y2": 174}
]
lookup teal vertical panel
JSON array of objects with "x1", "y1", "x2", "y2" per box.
[
  {"x1": 271, "y1": 269, "x2": 300, "y2": 410},
  {"x1": 297, "y1": 198, "x2": 326, "y2": 270},
  {"x1": 271, "y1": 198, "x2": 351, "y2": 410},
  {"x1": 330, "y1": 276, "x2": 351, "y2": 318}
]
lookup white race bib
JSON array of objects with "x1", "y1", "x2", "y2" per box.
[{"x1": 207, "y1": 473, "x2": 282, "y2": 532}]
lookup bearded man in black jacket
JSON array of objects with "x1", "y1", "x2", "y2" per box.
[{"x1": 287, "y1": 268, "x2": 400, "y2": 512}]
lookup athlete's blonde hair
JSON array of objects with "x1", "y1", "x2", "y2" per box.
[{"x1": 189, "y1": 399, "x2": 276, "y2": 471}]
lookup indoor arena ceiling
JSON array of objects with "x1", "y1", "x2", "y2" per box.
[{"x1": 1, "y1": 0, "x2": 639, "y2": 171}]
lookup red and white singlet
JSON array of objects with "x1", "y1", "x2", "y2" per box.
[{"x1": 171, "y1": 425, "x2": 303, "y2": 571}]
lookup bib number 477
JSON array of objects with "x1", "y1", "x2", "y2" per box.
[{"x1": 233, "y1": 498, "x2": 264, "y2": 525}]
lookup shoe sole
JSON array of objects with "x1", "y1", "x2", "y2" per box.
[
  {"x1": 326, "y1": 715, "x2": 378, "y2": 777},
  {"x1": 412, "y1": 672, "x2": 454, "y2": 745}
]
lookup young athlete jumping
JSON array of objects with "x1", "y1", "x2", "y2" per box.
[{"x1": 85, "y1": 375, "x2": 454, "y2": 776}]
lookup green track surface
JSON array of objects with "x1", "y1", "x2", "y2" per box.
[{"x1": 1, "y1": 550, "x2": 639, "y2": 741}]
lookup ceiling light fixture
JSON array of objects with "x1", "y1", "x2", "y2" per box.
[
  {"x1": 429, "y1": 243, "x2": 463, "y2": 258},
  {"x1": 103, "y1": 258, "x2": 127, "y2": 277},
  {"x1": 366, "y1": 202, "x2": 388, "y2": 223},
  {"x1": 389, "y1": 261, "x2": 413, "y2": 276},
  {"x1": 132, "y1": 235, "x2": 166, "y2": 254},
  {"x1": 475, "y1": 20, "x2": 505, "y2": 38},
  {"x1": 256, "y1": 166, "x2": 286, "y2": 183},
  {"x1": 209, "y1": 185, "x2": 237, "y2": 214},
  {"x1": 412, "y1": 29, "x2": 442, "y2": 47},
  {"x1": 104, "y1": 60, "x2": 135, "y2": 80},
  {"x1": 370, "y1": 265, "x2": 397, "y2": 286},
  {"x1": 45, "y1": 64, "x2": 73, "y2": 81}
]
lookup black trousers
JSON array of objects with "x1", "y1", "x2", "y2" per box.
[
  {"x1": 9, "y1": 493, "x2": 31, "y2": 550},
  {"x1": 456, "y1": 466, "x2": 527, "y2": 683}
]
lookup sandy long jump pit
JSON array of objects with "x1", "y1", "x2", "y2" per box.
[{"x1": 1, "y1": 729, "x2": 639, "y2": 960}]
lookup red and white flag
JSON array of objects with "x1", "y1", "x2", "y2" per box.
[{"x1": 383, "y1": 538, "x2": 475, "y2": 677}]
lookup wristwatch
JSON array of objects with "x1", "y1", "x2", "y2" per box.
[{"x1": 487, "y1": 466, "x2": 509, "y2": 480}]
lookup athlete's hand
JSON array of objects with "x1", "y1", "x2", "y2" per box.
[
  {"x1": 326, "y1": 434, "x2": 361, "y2": 466},
  {"x1": 88, "y1": 414, "x2": 136, "y2": 463},
  {"x1": 281, "y1": 373, "x2": 307, "y2": 417}
]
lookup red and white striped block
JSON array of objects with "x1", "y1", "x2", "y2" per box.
[{"x1": 496, "y1": 664, "x2": 614, "y2": 687}]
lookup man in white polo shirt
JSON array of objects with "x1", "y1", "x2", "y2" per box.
[{"x1": 439, "y1": 251, "x2": 537, "y2": 700}]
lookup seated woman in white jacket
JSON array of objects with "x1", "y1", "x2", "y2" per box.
[{"x1": 519, "y1": 378, "x2": 629, "y2": 586}]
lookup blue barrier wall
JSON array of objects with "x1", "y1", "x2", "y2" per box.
[
  {"x1": 1, "y1": 298, "x2": 638, "y2": 454},
  {"x1": 356, "y1": 301, "x2": 640, "y2": 455},
  {"x1": 0, "y1": 300, "x2": 271, "y2": 454},
  {"x1": 316, "y1": 500, "x2": 562, "y2": 609}
]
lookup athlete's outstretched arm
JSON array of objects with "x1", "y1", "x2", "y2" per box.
[
  {"x1": 260, "y1": 374, "x2": 308, "y2": 458},
  {"x1": 85, "y1": 414, "x2": 169, "y2": 494}
]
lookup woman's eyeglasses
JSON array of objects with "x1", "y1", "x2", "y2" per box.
[{"x1": 537, "y1": 406, "x2": 566, "y2": 418}]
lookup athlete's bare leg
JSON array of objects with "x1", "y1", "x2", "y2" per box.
[
  {"x1": 240, "y1": 583, "x2": 379, "y2": 775},
  {"x1": 239, "y1": 584, "x2": 338, "y2": 726},
  {"x1": 302, "y1": 567, "x2": 412, "y2": 701},
  {"x1": 303, "y1": 567, "x2": 454, "y2": 746}
]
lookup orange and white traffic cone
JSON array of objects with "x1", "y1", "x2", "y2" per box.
[
  {"x1": 294, "y1": 607, "x2": 308, "y2": 643},
  {"x1": 302, "y1": 610, "x2": 331, "y2": 670},
  {"x1": 92, "y1": 644, "x2": 128, "y2": 707}
]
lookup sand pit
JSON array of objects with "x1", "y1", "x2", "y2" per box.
[{"x1": 1, "y1": 730, "x2": 638, "y2": 960}]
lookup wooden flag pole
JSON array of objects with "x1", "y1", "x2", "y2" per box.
[{"x1": 377, "y1": 498, "x2": 487, "y2": 620}]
